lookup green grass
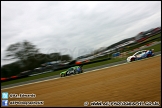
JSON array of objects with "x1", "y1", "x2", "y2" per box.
[
  {"x1": 83, "y1": 57, "x2": 126, "y2": 69},
  {"x1": 1, "y1": 42, "x2": 161, "y2": 86},
  {"x1": 146, "y1": 33, "x2": 161, "y2": 41},
  {"x1": 144, "y1": 42, "x2": 161, "y2": 52}
]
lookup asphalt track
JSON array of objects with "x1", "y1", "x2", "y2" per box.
[
  {"x1": 1, "y1": 55, "x2": 161, "y2": 107},
  {"x1": 1, "y1": 51, "x2": 161, "y2": 89}
]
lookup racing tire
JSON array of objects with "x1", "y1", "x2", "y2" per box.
[
  {"x1": 147, "y1": 54, "x2": 151, "y2": 57},
  {"x1": 66, "y1": 72, "x2": 69, "y2": 76},
  {"x1": 61, "y1": 74, "x2": 65, "y2": 77},
  {"x1": 80, "y1": 70, "x2": 83, "y2": 73},
  {"x1": 80, "y1": 67, "x2": 83, "y2": 73},
  {"x1": 130, "y1": 58, "x2": 135, "y2": 62}
]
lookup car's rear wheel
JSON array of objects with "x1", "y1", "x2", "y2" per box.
[
  {"x1": 147, "y1": 54, "x2": 151, "y2": 57},
  {"x1": 80, "y1": 69, "x2": 83, "y2": 73}
]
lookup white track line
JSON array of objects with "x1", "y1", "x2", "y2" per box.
[{"x1": 1, "y1": 54, "x2": 161, "y2": 90}]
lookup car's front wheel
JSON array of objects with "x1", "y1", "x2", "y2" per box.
[{"x1": 131, "y1": 58, "x2": 135, "y2": 62}]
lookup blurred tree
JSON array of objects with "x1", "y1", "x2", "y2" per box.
[
  {"x1": 1, "y1": 40, "x2": 39, "y2": 77},
  {"x1": 5, "y1": 40, "x2": 39, "y2": 61}
]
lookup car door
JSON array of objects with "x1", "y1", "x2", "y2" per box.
[
  {"x1": 66, "y1": 68, "x2": 75, "y2": 75},
  {"x1": 134, "y1": 51, "x2": 143, "y2": 58},
  {"x1": 136, "y1": 51, "x2": 146, "y2": 58},
  {"x1": 141, "y1": 50, "x2": 147, "y2": 58}
]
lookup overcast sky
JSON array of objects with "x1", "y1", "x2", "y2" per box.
[{"x1": 1, "y1": 1, "x2": 161, "y2": 66}]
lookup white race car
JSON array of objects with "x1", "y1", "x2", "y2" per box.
[{"x1": 127, "y1": 49, "x2": 154, "y2": 62}]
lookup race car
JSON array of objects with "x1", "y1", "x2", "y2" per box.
[
  {"x1": 60, "y1": 66, "x2": 83, "y2": 77},
  {"x1": 127, "y1": 49, "x2": 154, "y2": 62}
]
